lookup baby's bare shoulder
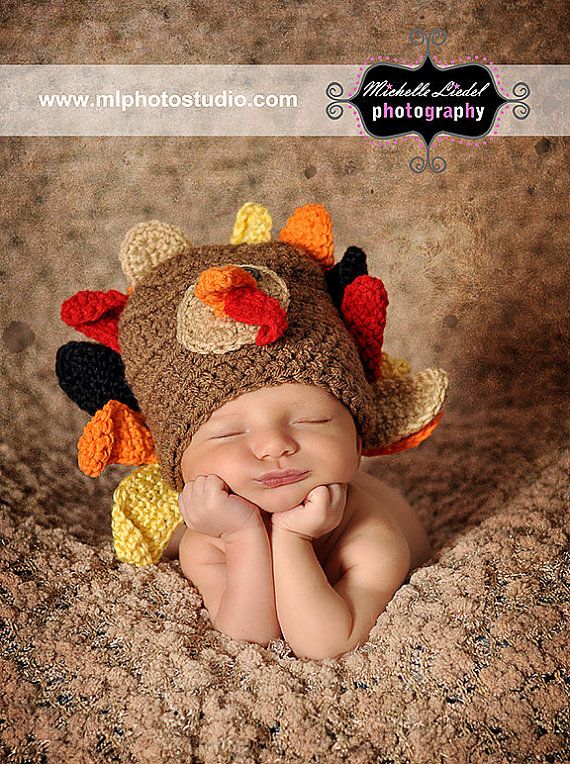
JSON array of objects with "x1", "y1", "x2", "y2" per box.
[{"x1": 342, "y1": 470, "x2": 432, "y2": 573}]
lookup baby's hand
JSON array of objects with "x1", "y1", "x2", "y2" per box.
[
  {"x1": 178, "y1": 475, "x2": 262, "y2": 540},
  {"x1": 271, "y1": 483, "x2": 348, "y2": 541}
]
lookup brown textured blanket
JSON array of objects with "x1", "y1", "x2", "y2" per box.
[{"x1": 1, "y1": 3, "x2": 568, "y2": 761}]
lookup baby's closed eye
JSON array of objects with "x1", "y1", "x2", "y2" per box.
[{"x1": 210, "y1": 419, "x2": 332, "y2": 439}]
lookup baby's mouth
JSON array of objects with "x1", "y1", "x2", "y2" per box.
[{"x1": 256, "y1": 471, "x2": 310, "y2": 488}]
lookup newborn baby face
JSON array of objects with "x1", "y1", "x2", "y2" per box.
[{"x1": 180, "y1": 383, "x2": 362, "y2": 515}]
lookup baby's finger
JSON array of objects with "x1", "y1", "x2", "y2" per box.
[
  {"x1": 305, "y1": 485, "x2": 329, "y2": 505},
  {"x1": 207, "y1": 474, "x2": 229, "y2": 493},
  {"x1": 199, "y1": 475, "x2": 215, "y2": 496},
  {"x1": 178, "y1": 481, "x2": 194, "y2": 505}
]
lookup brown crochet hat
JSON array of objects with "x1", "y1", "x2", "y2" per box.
[
  {"x1": 56, "y1": 202, "x2": 448, "y2": 497},
  {"x1": 117, "y1": 203, "x2": 448, "y2": 492}
]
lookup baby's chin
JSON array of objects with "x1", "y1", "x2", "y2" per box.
[
  {"x1": 256, "y1": 499, "x2": 302, "y2": 514},
  {"x1": 242, "y1": 479, "x2": 324, "y2": 513}
]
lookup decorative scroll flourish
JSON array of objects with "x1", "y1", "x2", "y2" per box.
[
  {"x1": 325, "y1": 83, "x2": 345, "y2": 120},
  {"x1": 510, "y1": 82, "x2": 531, "y2": 120},
  {"x1": 409, "y1": 142, "x2": 447, "y2": 175},
  {"x1": 409, "y1": 27, "x2": 448, "y2": 56}
]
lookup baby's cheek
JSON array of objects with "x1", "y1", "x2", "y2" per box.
[{"x1": 322, "y1": 456, "x2": 359, "y2": 485}]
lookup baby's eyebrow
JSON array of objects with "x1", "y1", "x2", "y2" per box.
[
  {"x1": 209, "y1": 409, "x2": 248, "y2": 420},
  {"x1": 208, "y1": 402, "x2": 324, "y2": 421}
]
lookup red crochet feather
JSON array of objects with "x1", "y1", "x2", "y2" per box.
[
  {"x1": 340, "y1": 275, "x2": 388, "y2": 383},
  {"x1": 60, "y1": 289, "x2": 129, "y2": 353}
]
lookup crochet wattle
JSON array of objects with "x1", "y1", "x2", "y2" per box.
[{"x1": 195, "y1": 265, "x2": 289, "y2": 345}]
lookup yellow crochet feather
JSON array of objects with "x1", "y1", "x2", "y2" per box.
[
  {"x1": 230, "y1": 202, "x2": 272, "y2": 244},
  {"x1": 112, "y1": 464, "x2": 184, "y2": 566}
]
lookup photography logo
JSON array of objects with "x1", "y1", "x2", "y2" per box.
[{"x1": 326, "y1": 28, "x2": 530, "y2": 173}]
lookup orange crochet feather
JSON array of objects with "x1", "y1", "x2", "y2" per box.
[
  {"x1": 77, "y1": 400, "x2": 157, "y2": 477},
  {"x1": 278, "y1": 204, "x2": 334, "y2": 268}
]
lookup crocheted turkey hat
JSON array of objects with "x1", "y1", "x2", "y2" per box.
[{"x1": 55, "y1": 202, "x2": 448, "y2": 563}]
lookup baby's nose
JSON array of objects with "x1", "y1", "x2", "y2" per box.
[{"x1": 251, "y1": 428, "x2": 297, "y2": 459}]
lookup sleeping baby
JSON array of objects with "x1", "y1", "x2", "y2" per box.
[
  {"x1": 166, "y1": 381, "x2": 434, "y2": 659},
  {"x1": 56, "y1": 201, "x2": 448, "y2": 660}
]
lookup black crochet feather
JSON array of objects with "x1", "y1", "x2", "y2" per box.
[
  {"x1": 55, "y1": 341, "x2": 139, "y2": 415},
  {"x1": 324, "y1": 246, "x2": 368, "y2": 310}
]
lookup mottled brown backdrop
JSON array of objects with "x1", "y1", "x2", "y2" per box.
[{"x1": 0, "y1": 2, "x2": 568, "y2": 763}]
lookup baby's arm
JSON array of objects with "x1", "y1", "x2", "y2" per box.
[
  {"x1": 177, "y1": 476, "x2": 281, "y2": 645},
  {"x1": 217, "y1": 523, "x2": 282, "y2": 644},
  {"x1": 272, "y1": 484, "x2": 410, "y2": 659}
]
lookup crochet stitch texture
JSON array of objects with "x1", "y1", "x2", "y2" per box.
[{"x1": 55, "y1": 202, "x2": 448, "y2": 565}]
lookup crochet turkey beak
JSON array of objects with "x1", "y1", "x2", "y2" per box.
[{"x1": 195, "y1": 265, "x2": 288, "y2": 345}]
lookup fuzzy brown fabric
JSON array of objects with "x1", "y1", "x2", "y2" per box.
[
  {"x1": 1, "y1": 402, "x2": 567, "y2": 763},
  {"x1": 1, "y1": 1, "x2": 569, "y2": 761},
  {"x1": 2, "y1": 213, "x2": 568, "y2": 764}
]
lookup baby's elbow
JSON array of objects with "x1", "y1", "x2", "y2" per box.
[
  {"x1": 161, "y1": 524, "x2": 186, "y2": 560},
  {"x1": 290, "y1": 624, "x2": 370, "y2": 660}
]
